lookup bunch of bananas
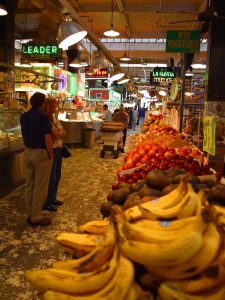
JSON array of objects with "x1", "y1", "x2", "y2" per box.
[
  {"x1": 112, "y1": 180, "x2": 225, "y2": 299},
  {"x1": 25, "y1": 181, "x2": 225, "y2": 299},
  {"x1": 25, "y1": 222, "x2": 153, "y2": 300}
]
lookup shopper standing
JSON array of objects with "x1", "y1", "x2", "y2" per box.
[
  {"x1": 43, "y1": 97, "x2": 66, "y2": 212},
  {"x1": 113, "y1": 105, "x2": 129, "y2": 152},
  {"x1": 20, "y1": 92, "x2": 53, "y2": 226},
  {"x1": 102, "y1": 104, "x2": 112, "y2": 122},
  {"x1": 132, "y1": 107, "x2": 138, "y2": 131}
]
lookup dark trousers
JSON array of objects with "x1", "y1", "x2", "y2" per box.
[
  {"x1": 123, "y1": 127, "x2": 127, "y2": 147},
  {"x1": 45, "y1": 148, "x2": 62, "y2": 207}
]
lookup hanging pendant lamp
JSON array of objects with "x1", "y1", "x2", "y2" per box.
[
  {"x1": 118, "y1": 78, "x2": 130, "y2": 84},
  {"x1": 92, "y1": 50, "x2": 109, "y2": 70},
  {"x1": 109, "y1": 68, "x2": 124, "y2": 82},
  {"x1": 104, "y1": 0, "x2": 120, "y2": 37},
  {"x1": 69, "y1": 58, "x2": 82, "y2": 68},
  {"x1": 0, "y1": 4, "x2": 7, "y2": 16},
  {"x1": 57, "y1": 13, "x2": 87, "y2": 49}
]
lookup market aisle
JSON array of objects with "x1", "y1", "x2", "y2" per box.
[{"x1": 0, "y1": 141, "x2": 127, "y2": 300}]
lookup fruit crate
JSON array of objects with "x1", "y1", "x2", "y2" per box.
[{"x1": 100, "y1": 130, "x2": 123, "y2": 159}]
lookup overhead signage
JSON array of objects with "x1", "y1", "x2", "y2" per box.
[
  {"x1": 89, "y1": 88, "x2": 109, "y2": 100},
  {"x1": 203, "y1": 116, "x2": 216, "y2": 155},
  {"x1": 22, "y1": 43, "x2": 62, "y2": 60},
  {"x1": 150, "y1": 67, "x2": 175, "y2": 84},
  {"x1": 166, "y1": 30, "x2": 200, "y2": 53},
  {"x1": 85, "y1": 68, "x2": 108, "y2": 79}
]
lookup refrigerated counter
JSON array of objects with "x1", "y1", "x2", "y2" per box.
[{"x1": 0, "y1": 108, "x2": 25, "y2": 197}]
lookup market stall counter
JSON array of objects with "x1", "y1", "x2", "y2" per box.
[
  {"x1": 58, "y1": 108, "x2": 102, "y2": 144},
  {"x1": 0, "y1": 108, "x2": 25, "y2": 197}
]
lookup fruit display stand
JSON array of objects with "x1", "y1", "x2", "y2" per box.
[
  {"x1": 100, "y1": 122, "x2": 124, "y2": 159},
  {"x1": 24, "y1": 116, "x2": 225, "y2": 300}
]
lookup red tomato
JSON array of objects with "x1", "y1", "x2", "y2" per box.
[{"x1": 141, "y1": 154, "x2": 149, "y2": 164}]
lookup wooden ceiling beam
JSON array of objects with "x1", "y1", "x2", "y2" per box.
[
  {"x1": 29, "y1": 0, "x2": 59, "y2": 23},
  {"x1": 116, "y1": 0, "x2": 131, "y2": 37}
]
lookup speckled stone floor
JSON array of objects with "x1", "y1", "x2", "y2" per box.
[{"x1": 0, "y1": 139, "x2": 129, "y2": 300}]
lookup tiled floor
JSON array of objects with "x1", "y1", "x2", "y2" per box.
[{"x1": 0, "y1": 141, "x2": 127, "y2": 300}]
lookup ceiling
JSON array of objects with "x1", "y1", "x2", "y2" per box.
[{"x1": 15, "y1": 0, "x2": 209, "y2": 81}]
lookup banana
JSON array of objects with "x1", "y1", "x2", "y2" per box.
[
  {"x1": 139, "y1": 184, "x2": 200, "y2": 220},
  {"x1": 165, "y1": 265, "x2": 225, "y2": 294},
  {"x1": 53, "y1": 224, "x2": 115, "y2": 272},
  {"x1": 117, "y1": 218, "x2": 203, "y2": 267},
  {"x1": 125, "y1": 214, "x2": 205, "y2": 232},
  {"x1": 148, "y1": 222, "x2": 221, "y2": 279},
  {"x1": 124, "y1": 213, "x2": 207, "y2": 244},
  {"x1": 43, "y1": 253, "x2": 134, "y2": 300},
  {"x1": 141, "y1": 180, "x2": 188, "y2": 210},
  {"x1": 124, "y1": 205, "x2": 143, "y2": 222},
  {"x1": 79, "y1": 219, "x2": 109, "y2": 234},
  {"x1": 158, "y1": 283, "x2": 225, "y2": 300},
  {"x1": 56, "y1": 233, "x2": 103, "y2": 252},
  {"x1": 25, "y1": 245, "x2": 118, "y2": 295}
]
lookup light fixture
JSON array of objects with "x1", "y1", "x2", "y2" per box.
[
  {"x1": 20, "y1": 56, "x2": 32, "y2": 68},
  {"x1": 118, "y1": 78, "x2": 130, "y2": 84},
  {"x1": 191, "y1": 63, "x2": 206, "y2": 69},
  {"x1": 185, "y1": 91, "x2": 193, "y2": 97},
  {"x1": 57, "y1": 13, "x2": 87, "y2": 49},
  {"x1": 109, "y1": 69, "x2": 125, "y2": 82},
  {"x1": 120, "y1": 35, "x2": 131, "y2": 61},
  {"x1": 159, "y1": 90, "x2": 167, "y2": 96},
  {"x1": 0, "y1": 4, "x2": 7, "y2": 16},
  {"x1": 185, "y1": 69, "x2": 194, "y2": 77},
  {"x1": 120, "y1": 53, "x2": 131, "y2": 61},
  {"x1": 69, "y1": 58, "x2": 82, "y2": 68},
  {"x1": 103, "y1": 0, "x2": 120, "y2": 37},
  {"x1": 92, "y1": 50, "x2": 109, "y2": 70}
]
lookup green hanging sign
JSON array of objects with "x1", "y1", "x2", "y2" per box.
[
  {"x1": 22, "y1": 43, "x2": 61, "y2": 61},
  {"x1": 203, "y1": 116, "x2": 216, "y2": 155},
  {"x1": 166, "y1": 30, "x2": 200, "y2": 53}
]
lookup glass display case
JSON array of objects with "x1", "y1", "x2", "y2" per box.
[
  {"x1": 0, "y1": 108, "x2": 24, "y2": 152},
  {"x1": 0, "y1": 108, "x2": 25, "y2": 198}
]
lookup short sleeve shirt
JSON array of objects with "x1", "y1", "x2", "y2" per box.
[
  {"x1": 20, "y1": 108, "x2": 52, "y2": 149},
  {"x1": 103, "y1": 109, "x2": 112, "y2": 122}
]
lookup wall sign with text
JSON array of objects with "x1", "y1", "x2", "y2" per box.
[{"x1": 22, "y1": 43, "x2": 62, "y2": 61}]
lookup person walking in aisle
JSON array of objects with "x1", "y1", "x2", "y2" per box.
[
  {"x1": 113, "y1": 105, "x2": 129, "y2": 152},
  {"x1": 43, "y1": 97, "x2": 66, "y2": 212},
  {"x1": 102, "y1": 104, "x2": 112, "y2": 122},
  {"x1": 132, "y1": 106, "x2": 138, "y2": 131},
  {"x1": 128, "y1": 108, "x2": 133, "y2": 129},
  {"x1": 20, "y1": 92, "x2": 53, "y2": 227}
]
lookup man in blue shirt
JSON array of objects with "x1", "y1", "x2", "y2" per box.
[{"x1": 20, "y1": 92, "x2": 53, "y2": 226}]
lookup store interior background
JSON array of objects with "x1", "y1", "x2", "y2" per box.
[{"x1": 1, "y1": 1, "x2": 225, "y2": 298}]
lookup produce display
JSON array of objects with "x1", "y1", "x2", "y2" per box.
[
  {"x1": 117, "y1": 144, "x2": 209, "y2": 185},
  {"x1": 25, "y1": 181, "x2": 225, "y2": 300},
  {"x1": 136, "y1": 124, "x2": 187, "y2": 148},
  {"x1": 24, "y1": 114, "x2": 225, "y2": 299},
  {"x1": 141, "y1": 114, "x2": 163, "y2": 133}
]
